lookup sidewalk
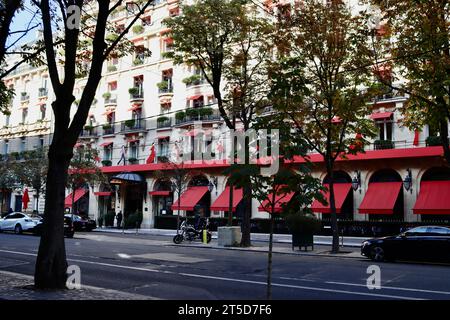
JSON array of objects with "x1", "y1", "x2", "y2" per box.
[
  {"x1": 0, "y1": 270, "x2": 156, "y2": 300},
  {"x1": 94, "y1": 227, "x2": 366, "y2": 248}
]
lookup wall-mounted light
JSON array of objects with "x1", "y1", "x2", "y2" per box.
[
  {"x1": 352, "y1": 171, "x2": 361, "y2": 193},
  {"x1": 403, "y1": 169, "x2": 412, "y2": 193}
]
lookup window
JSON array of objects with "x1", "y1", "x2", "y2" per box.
[
  {"x1": 104, "y1": 144, "x2": 113, "y2": 161},
  {"x1": 21, "y1": 108, "x2": 28, "y2": 123},
  {"x1": 377, "y1": 120, "x2": 392, "y2": 141},
  {"x1": 40, "y1": 105, "x2": 46, "y2": 120},
  {"x1": 169, "y1": 7, "x2": 179, "y2": 17},
  {"x1": 142, "y1": 16, "x2": 152, "y2": 26},
  {"x1": 5, "y1": 114, "x2": 10, "y2": 126},
  {"x1": 116, "y1": 24, "x2": 125, "y2": 34},
  {"x1": 107, "y1": 112, "x2": 115, "y2": 125},
  {"x1": 158, "y1": 138, "x2": 170, "y2": 157},
  {"x1": 134, "y1": 46, "x2": 146, "y2": 64},
  {"x1": 405, "y1": 227, "x2": 428, "y2": 236},
  {"x1": 160, "y1": 103, "x2": 171, "y2": 114},
  {"x1": 39, "y1": 136, "x2": 44, "y2": 148},
  {"x1": 129, "y1": 141, "x2": 139, "y2": 159},
  {"x1": 108, "y1": 81, "x2": 117, "y2": 92},
  {"x1": 3, "y1": 141, "x2": 8, "y2": 155},
  {"x1": 20, "y1": 138, "x2": 26, "y2": 153},
  {"x1": 193, "y1": 96, "x2": 204, "y2": 108},
  {"x1": 133, "y1": 75, "x2": 144, "y2": 97}
]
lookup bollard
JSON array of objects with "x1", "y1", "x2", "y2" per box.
[{"x1": 203, "y1": 229, "x2": 207, "y2": 244}]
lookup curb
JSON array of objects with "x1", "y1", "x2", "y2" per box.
[{"x1": 165, "y1": 243, "x2": 363, "y2": 260}]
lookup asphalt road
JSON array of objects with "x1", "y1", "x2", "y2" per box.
[{"x1": 1, "y1": 231, "x2": 450, "y2": 300}]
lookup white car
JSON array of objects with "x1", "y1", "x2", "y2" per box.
[{"x1": 0, "y1": 212, "x2": 42, "y2": 234}]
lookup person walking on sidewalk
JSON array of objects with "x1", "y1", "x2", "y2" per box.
[{"x1": 116, "y1": 211, "x2": 123, "y2": 229}]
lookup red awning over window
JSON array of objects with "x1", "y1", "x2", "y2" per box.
[
  {"x1": 358, "y1": 182, "x2": 402, "y2": 214},
  {"x1": 413, "y1": 181, "x2": 450, "y2": 214},
  {"x1": 149, "y1": 191, "x2": 171, "y2": 196},
  {"x1": 311, "y1": 183, "x2": 352, "y2": 213},
  {"x1": 157, "y1": 136, "x2": 170, "y2": 140},
  {"x1": 210, "y1": 186, "x2": 243, "y2": 212},
  {"x1": 171, "y1": 186, "x2": 209, "y2": 211},
  {"x1": 94, "y1": 192, "x2": 112, "y2": 197},
  {"x1": 258, "y1": 190, "x2": 295, "y2": 213},
  {"x1": 370, "y1": 112, "x2": 393, "y2": 120},
  {"x1": 188, "y1": 95, "x2": 202, "y2": 100},
  {"x1": 128, "y1": 105, "x2": 142, "y2": 112},
  {"x1": 64, "y1": 189, "x2": 87, "y2": 207},
  {"x1": 103, "y1": 110, "x2": 115, "y2": 116},
  {"x1": 100, "y1": 141, "x2": 113, "y2": 147}
]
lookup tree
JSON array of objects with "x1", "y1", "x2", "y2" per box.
[
  {"x1": 226, "y1": 114, "x2": 323, "y2": 299},
  {"x1": 369, "y1": 0, "x2": 450, "y2": 162},
  {"x1": 270, "y1": 0, "x2": 377, "y2": 253},
  {"x1": 0, "y1": 156, "x2": 19, "y2": 214},
  {"x1": 13, "y1": 147, "x2": 48, "y2": 213},
  {"x1": 165, "y1": 0, "x2": 273, "y2": 247},
  {"x1": 32, "y1": 0, "x2": 155, "y2": 289}
]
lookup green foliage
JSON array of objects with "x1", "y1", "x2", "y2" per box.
[
  {"x1": 128, "y1": 87, "x2": 139, "y2": 95},
  {"x1": 185, "y1": 108, "x2": 199, "y2": 118},
  {"x1": 124, "y1": 211, "x2": 143, "y2": 229},
  {"x1": 157, "y1": 116, "x2": 169, "y2": 122},
  {"x1": 182, "y1": 74, "x2": 202, "y2": 85},
  {"x1": 128, "y1": 157, "x2": 138, "y2": 164},
  {"x1": 199, "y1": 107, "x2": 213, "y2": 117},
  {"x1": 124, "y1": 119, "x2": 135, "y2": 128},
  {"x1": 102, "y1": 123, "x2": 112, "y2": 129},
  {"x1": 104, "y1": 211, "x2": 116, "y2": 227},
  {"x1": 426, "y1": 136, "x2": 442, "y2": 147},
  {"x1": 102, "y1": 92, "x2": 111, "y2": 99},
  {"x1": 157, "y1": 80, "x2": 169, "y2": 90},
  {"x1": 67, "y1": 146, "x2": 107, "y2": 192},
  {"x1": 107, "y1": 65, "x2": 117, "y2": 72},
  {"x1": 101, "y1": 160, "x2": 112, "y2": 166},
  {"x1": 0, "y1": 82, "x2": 14, "y2": 115},
  {"x1": 132, "y1": 24, "x2": 144, "y2": 34},
  {"x1": 175, "y1": 111, "x2": 186, "y2": 120},
  {"x1": 284, "y1": 212, "x2": 322, "y2": 235},
  {"x1": 374, "y1": 139, "x2": 394, "y2": 150}
]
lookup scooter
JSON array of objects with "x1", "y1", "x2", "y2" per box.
[{"x1": 173, "y1": 218, "x2": 212, "y2": 244}]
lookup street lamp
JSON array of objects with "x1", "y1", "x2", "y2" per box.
[
  {"x1": 352, "y1": 171, "x2": 361, "y2": 193},
  {"x1": 403, "y1": 169, "x2": 412, "y2": 193}
]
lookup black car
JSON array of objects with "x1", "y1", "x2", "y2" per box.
[
  {"x1": 361, "y1": 226, "x2": 450, "y2": 263},
  {"x1": 65, "y1": 214, "x2": 96, "y2": 231},
  {"x1": 34, "y1": 216, "x2": 75, "y2": 238}
]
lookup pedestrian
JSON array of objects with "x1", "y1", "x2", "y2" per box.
[
  {"x1": 8, "y1": 208, "x2": 13, "y2": 214},
  {"x1": 116, "y1": 211, "x2": 122, "y2": 229}
]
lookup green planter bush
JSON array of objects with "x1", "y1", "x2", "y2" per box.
[
  {"x1": 128, "y1": 157, "x2": 138, "y2": 164},
  {"x1": 84, "y1": 125, "x2": 94, "y2": 131},
  {"x1": 102, "y1": 160, "x2": 112, "y2": 167},
  {"x1": 175, "y1": 111, "x2": 185, "y2": 121},
  {"x1": 102, "y1": 92, "x2": 111, "y2": 99},
  {"x1": 102, "y1": 123, "x2": 112, "y2": 129},
  {"x1": 107, "y1": 65, "x2": 117, "y2": 72},
  {"x1": 124, "y1": 212, "x2": 143, "y2": 229},
  {"x1": 132, "y1": 24, "x2": 144, "y2": 34},
  {"x1": 128, "y1": 87, "x2": 140, "y2": 95},
  {"x1": 185, "y1": 108, "x2": 199, "y2": 118},
  {"x1": 133, "y1": 58, "x2": 144, "y2": 66},
  {"x1": 426, "y1": 136, "x2": 442, "y2": 146},
  {"x1": 124, "y1": 119, "x2": 135, "y2": 128},
  {"x1": 157, "y1": 116, "x2": 169, "y2": 123},
  {"x1": 199, "y1": 107, "x2": 213, "y2": 117},
  {"x1": 157, "y1": 81, "x2": 169, "y2": 90},
  {"x1": 104, "y1": 211, "x2": 116, "y2": 227},
  {"x1": 182, "y1": 74, "x2": 201, "y2": 86}
]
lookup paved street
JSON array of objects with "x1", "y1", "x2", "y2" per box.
[{"x1": 1, "y1": 231, "x2": 450, "y2": 300}]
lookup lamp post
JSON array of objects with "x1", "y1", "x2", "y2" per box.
[
  {"x1": 171, "y1": 181, "x2": 181, "y2": 233},
  {"x1": 403, "y1": 169, "x2": 412, "y2": 193}
]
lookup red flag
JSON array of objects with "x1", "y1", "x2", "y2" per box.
[
  {"x1": 413, "y1": 130, "x2": 420, "y2": 146},
  {"x1": 146, "y1": 143, "x2": 156, "y2": 164},
  {"x1": 22, "y1": 188, "x2": 30, "y2": 210}
]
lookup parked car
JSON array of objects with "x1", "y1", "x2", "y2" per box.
[
  {"x1": 64, "y1": 214, "x2": 96, "y2": 231},
  {"x1": 0, "y1": 212, "x2": 41, "y2": 234},
  {"x1": 34, "y1": 216, "x2": 75, "y2": 238},
  {"x1": 361, "y1": 226, "x2": 450, "y2": 263}
]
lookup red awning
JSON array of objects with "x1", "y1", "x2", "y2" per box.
[
  {"x1": 149, "y1": 190, "x2": 171, "y2": 196},
  {"x1": 258, "y1": 190, "x2": 295, "y2": 213},
  {"x1": 94, "y1": 192, "x2": 112, "y2": 196},
  {"x1": 100, "y1": 141, "x2": 113, "y2": 147},
  {"x1": 64, "y1": 189, "x2": 88, "y2": 207},
  {"x1": 128, "y1": 139, "x2": 139, "y2": 144},
  {"x1": 311, "y1": 183, "x2": 352, "y2": 213},
  {"x1": 185, "y1": 129, "x2": 212, "y2": 137},
  {"x1": 164, "y1": 38, "x2": 173, "y2": 44},
  {"x1": 370, "y1": 112, "x2": 393, "y2": 120},
  {"x1": 187, "y1": 95, "x2": 202, "y2": 101},
  {"x1": 157, "y1": 136, "x2": 170, "y2": 140},
  {"x1": 171, "y1": 186, "x2": 209, "y2": 211},
  {"x1": 413, "y1": 181, "x2": 450, "y2": 214},
  {"x1": 358, "y1": 182, "x2": 402, "y2": 214},
  {"x1": 210, "y1": 186, "x2": 243, "y2": 212},
  {"x1": 103, "y1": 110, "x2": 115, "y2": 116},
  {"x1": 128, "y1": 105, "x2": 142, "y2": 112}
]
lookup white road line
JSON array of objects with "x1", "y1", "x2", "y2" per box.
[
  {"x1": 326, "y1": 281, "x2": 450, "y2": 296},
  {"x1": 0, "y1": 249, "x2": 432, "y2": 300}
]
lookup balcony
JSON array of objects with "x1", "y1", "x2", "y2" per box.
[
  {"x1": 183, "y1": 75, "x2": 207, "y2": 88},
  {"x1": 79, "y1": 126, "x2": 98, "y2": 138},
  {"x1": 103, "y1": 93, "x2": 117, "y2": 106},
  {"x1": 157, "y1": 117, "x2": 172, "y2": 129},
  {"x1": 120, "y1": 119, "x2": 146, "y2": 132},
  {"x1": 20, "y1": 92, "x2": 30, "y2": 102},
  {"x1": 175, "y1": 108, "x2": 221, "y2": 126},
  {"x1": 38, "y1": 88, "x2": 48, "y2": 97},
  {"x1": 129, "y1": 87, "x2": 144, "y2": 102},
  {"x1": 158, "y1": 84, "x2": 173, "y2": 95},
  {"x1": 373, "y1": 140, "x2": 395, "y2": 150},
  {"x1": 101, "y1": 123, "x2": 115, "y2": 135},
  {"x1": 156, "y1": 155, "x2": 169, "y2": 163}
]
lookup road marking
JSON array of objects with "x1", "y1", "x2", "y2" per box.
[
  {"x1": 117, "y1": 253, "x2": 131, "y2": 259},
  {"x1": 0, "y1": 249, "x2": 429, "y2": 300},
  {"x1": 326, "y1": 281, "x2": 450, "y2": 296}
]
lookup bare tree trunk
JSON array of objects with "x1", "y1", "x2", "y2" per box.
[
  {"x1": 439, "y1": 116, "x2": 450, "y2": 164},
  {"x1": 240, "y1": 135, "x2": 252, "y2": 247},
  {"x1": 266, "y1": 213, "x2": 274, "y2": 300},
  {"x1": 326, "y1": 163, "x2": 340, "y2": 253},
  {"x1": 34, "y1": 145, "x2": 71, "y2": 289}
]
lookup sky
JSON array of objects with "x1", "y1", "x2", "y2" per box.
[{"x1": 7, "y1": 0, "x2": 41, "y2": 50}]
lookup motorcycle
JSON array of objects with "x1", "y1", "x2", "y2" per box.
[{"x1": 173, "y1": 218, "x2": 212, "y2": 244}]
